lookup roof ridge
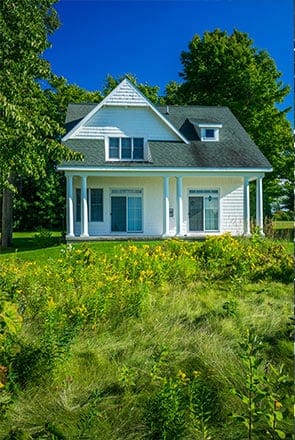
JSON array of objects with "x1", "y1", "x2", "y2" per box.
[
  {"x1": 68, "y1": 102, "x2": 99, "y2": 106},
  {"x1": 156, "y1": 105, "x2": 230, "y2": 109}
]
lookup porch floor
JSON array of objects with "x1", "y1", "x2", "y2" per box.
[{"x1": 66, "y1": 234, "x2": 207, "y2": 242}]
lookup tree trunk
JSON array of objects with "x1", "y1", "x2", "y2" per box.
[{"x1": 1, "y1": 185, "x2": 14, "y2": 248}]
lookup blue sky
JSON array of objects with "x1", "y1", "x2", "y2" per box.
[{"x1": 46, "y1": 0, "x2": 293, "y2": 121}]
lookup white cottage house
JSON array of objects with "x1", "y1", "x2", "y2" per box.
[{"x1": 58, "y1": 78, "x2": 272, "y2": 240}]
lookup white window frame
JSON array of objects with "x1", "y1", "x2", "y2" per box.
[
  {"x1": 106, "y1": 137, "x2": 145, "y2": 161},
  {"x1": 188, "y1": 189, "x2": 220, "y2": 232},
  {"x1": 197, "y1": 123, "x2": 222, "y2": 142},
  {"x1": 75, "y1": 188, "x2": 103, "y2": 223},
  {"x1": 110, "y1": 188, "x2": 143, "y2": 233}
]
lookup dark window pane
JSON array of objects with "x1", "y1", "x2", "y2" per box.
[
  {"x1": 109, "y1": 138, "x2": 119, "y2": 158},
  {"x1": 205, "y1": 129, "x2": 215, "y2": 138},
  {"x1": 90, "y1": 188, "x2": 103, "y2": 222},
  {"x1": 133, "y1": 138, "x2": 144, "y2": 159},
  {"x1": 76, "y1": 188, "x2": 81, "y2": 222},
  {"x1": 122, "y1": 138, "x2": 132, "y2": 159}
]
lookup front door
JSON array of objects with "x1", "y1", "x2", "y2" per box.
[
  {"x1": 111, "y1": 196, "x2": 126, "y2": 232},
  {"x1": 189, "y1": 196, "x2": 203, "y2": 231},
  {"x1": 111, "y1": 194, "x2": 142, "y2": 232}
]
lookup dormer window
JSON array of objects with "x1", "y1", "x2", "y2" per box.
[
  {"x1": 108, "y1": 137, "x2": 144, "y2": 160},
  {"x1": 196, "y1": 123, "x2": 222, "y2": 142},
  {"x1": 204, "y1": 128, "x2": 215, "y2": 139}
]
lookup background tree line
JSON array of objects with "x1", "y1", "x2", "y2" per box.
[{"x1": 1, "y1": 1, "x2": 293, "y2": 247}]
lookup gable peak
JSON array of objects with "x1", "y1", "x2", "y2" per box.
[{"x1": 103, "y1": 78, "x2": 148, "y2": 107}]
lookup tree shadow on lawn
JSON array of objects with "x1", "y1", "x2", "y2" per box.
[{"x1": 0, "y1": 233, "x2": 63, "y2": 254}]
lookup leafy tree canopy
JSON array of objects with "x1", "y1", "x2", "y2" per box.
[
  {"x1": 0, "y1": 0, "x2": 76, "y2": 191},
  {"x1": 46, "y1": 75, "x2": 103, "y2": 126},
  {"x1": 0, "y1": 0, "x2": 80, "y2": 247},
  {"x1": 165, "y1": 29, "x2": 293, "y2": 212}
]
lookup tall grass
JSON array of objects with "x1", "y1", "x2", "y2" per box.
[{"x1": 0, "y1": 236, "x2": 293, "y2": 439}]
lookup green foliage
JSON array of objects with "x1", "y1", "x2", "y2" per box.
[
  {"x1": 230, "y1": 329, "x2": 293, "y2": 439},
  {"x1": 0, "y1": 0, "x2": 79, "y2": 247},
  {"x1": 0, "y1": 0, "x2": 74, "y2": 188},
  {"x1": 165, "y1": 28, "x2": 293, "y2": 214},
  {"x1": 146, "y1": 375, "x2": 186, "y2": 439},
  {"x1": 13, "y1": 170, "x2": 66, "y2": 231},
  {"x1": 0, "y1": 238, "x2": 292, "y2": 438}
]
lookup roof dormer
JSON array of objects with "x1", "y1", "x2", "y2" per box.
[{"x1": 197, "y1": 123, "x2": 223, "y2": 142}]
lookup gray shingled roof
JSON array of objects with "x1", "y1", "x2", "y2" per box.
[{"x1": 61, "y1": 104, "x2": 272, "y2": 170}]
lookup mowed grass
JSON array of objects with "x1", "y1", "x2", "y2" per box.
[{"x1": 0, "y1": 231, "x2": 293, "y2": 263}]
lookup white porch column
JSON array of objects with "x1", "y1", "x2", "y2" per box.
[
  {"x1": 163, "y1": 176, "x2": 170, "y2": 236},
  {"x1": 176, "y1": 176, "x2": 183, "y2": 236},
  {"x1": 243, "y1": 176, "x2": 251, "y2": 236},
  {"x1": 81, "y1": 175, "x2": 89, "y2": 237},
  {"x1": 66, "y1": 175, "x2": 74, "y2": 238},
  {"x1": 256, "y1": 176, "x2": 264, "y2": 236}
]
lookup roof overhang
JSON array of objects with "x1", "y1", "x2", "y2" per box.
[{"x1": 57, "y1": 165, "x2": 272, "y2": 179}]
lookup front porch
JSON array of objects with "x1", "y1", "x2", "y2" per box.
[{"x1": 65, "y1": 171, "x2": 265, "y2": 240}]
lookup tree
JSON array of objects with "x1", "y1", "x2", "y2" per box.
[
  {"x1": 11, "y1": 76, "x2": 103, "y2": 232},
  {"x1": 46, "y1": 75, "x2": 103, "y2": 125},
  {"x1": 165, "y1": 29, "x2": 293, "y2": 215},
  {"x1": 0, "y1": 0, "x2": 75, "y2": 247}
]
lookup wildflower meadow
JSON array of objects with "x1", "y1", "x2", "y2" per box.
[{"x1": 0, "y1": 234, "x2": 293, "y2": 439}]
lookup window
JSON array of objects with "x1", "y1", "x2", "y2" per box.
[
  {"x1": 204, "y1": 196, "x2": 219, "y2": 230},
  {"x1": 188, "y1": 189, "x2": 219, "y2": 232},
  {"x1": 76, "y1": 188, "x2": 81, "y2": 222},
  {"x1": 75, "y1": 188, "x2": 103, "y2": 222},
  {"x1": 205, "y1": 128, "x2": 215, "y2": 139},
  {"x1": 200, "y1": 127, "x2": 219, "y2": 141},
  {"x1": 108, "y1": 137, "x2": 144, "y2": 160},
  {"x1": 109, "y1": 138, "x2": 120, "y2": 159},
  {"x1": 121, "y1": 138, "x2": 132, "y2": 159},
  {"x1": 90, "y1": 188, "x2": 103, "y2": 222},
  {"x1": 111, "y1": 189, "x2": 143, "y2": 232},
  {"x1": 133, "y1": 138, "x2": 144, "y2": 159},
  {"x1": 196, "y1": 123, "x2": 222, "y2": 142}
]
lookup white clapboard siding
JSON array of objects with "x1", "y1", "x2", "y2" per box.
[
  {"x1": 104, "y1": 80, "x2": 148, "y2": 106},
  {"x1": 221, "y1": 185, "x2": 243, "y2": 234},
  {"x1": 74, "y1": 107, "x2": 179, "y2": 141}
]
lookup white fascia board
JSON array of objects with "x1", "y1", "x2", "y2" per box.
[
  {"x1": 59, "y1": 166, "x2": 272, "y2": 176},
  {"x1": 149, "y1": 105, "x2": 189, "y2": 144},
  {"x1": 63, "y1": 78, "x2": 189, "y2": 144},
  {"x1": 63, "y1": 102, "x2": 108, "y2": 141},
  {"x1": 62, "y1": 82, "x2": 133, "y2": 140},
  {"x1": 197, "y1": 123, "x2": 223, "y2": 128}
]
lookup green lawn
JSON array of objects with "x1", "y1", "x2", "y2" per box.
[
  {"x1": 0, "y1": 232, "x2": 162, "y2": 262},
  {"x1": 0, "y1": 232, "x2": 293, "y2": 263},
  {"x1": 272, "y1": 220, "x2": 294, "y2": 229}
]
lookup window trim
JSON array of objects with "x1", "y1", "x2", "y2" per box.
[
  {"x1": 200, "y1": 127, "x2": 220, "y2": 142},
  {"x1": 196, "y1": 123, "x2": 222, "y2": 142},
  {"x1": 188, "y1": 189, "x2": 220, "y2": 232},
  {"x1": 106, "y1": 137, "x2": 145, "y2": 161},
  {"x1": 75, "y1": 188, "x2": 103, "y2": 223},
  {"x1": 110, "y1": 188, "x2": 143, "y2": 233}
]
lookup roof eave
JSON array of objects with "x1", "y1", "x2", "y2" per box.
[{"x1": 57, "y1": 165, "x2": 273, "y2": 174}]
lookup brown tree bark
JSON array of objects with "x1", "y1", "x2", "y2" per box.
[{"x1": 1, "y1": 182, "x2": 14, "y2": 248}]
